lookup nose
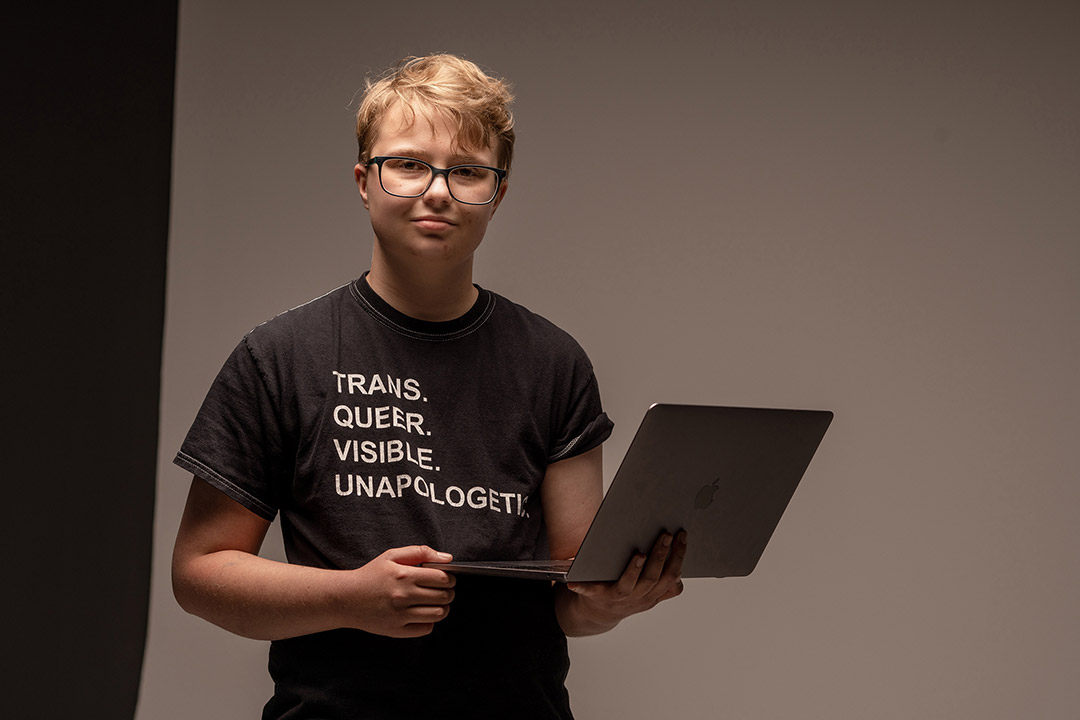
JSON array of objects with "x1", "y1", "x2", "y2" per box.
[{"x1": 424, "y1": 171, "x2": 453, "y2": 204}]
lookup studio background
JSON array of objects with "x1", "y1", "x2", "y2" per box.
[{"x1": 132, "y1": 1, "x2": 1077, "y2": 718}]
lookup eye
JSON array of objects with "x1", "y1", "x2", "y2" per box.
[
  {"x1": 451, "y1": 166, "x2": 491, "y2": 182},
  {"x1": 384, "y1": 158, "x2": 428, "y2": 175}
]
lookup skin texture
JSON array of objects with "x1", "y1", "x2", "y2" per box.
[
  {"x1": 354, "y1": 102, "x2": 507, "y2": 322},
  {"x1": 172, "y1": 477, "x2": 458, "y2": 640},
  {"x1": 172, "y1": 101, "x2": 684, "y2": 642}
]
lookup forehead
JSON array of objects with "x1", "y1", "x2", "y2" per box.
[{"x1": 372, "y1": 101, "x2": 495, "y2": 162}]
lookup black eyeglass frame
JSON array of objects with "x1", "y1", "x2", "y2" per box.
[{"x1": 366, "y1": 156, "x2": 508, "y2": 205}]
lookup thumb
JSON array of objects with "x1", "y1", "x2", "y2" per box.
[{"x1": 384, "y1": 544, "x2": 453, "y2": 566}]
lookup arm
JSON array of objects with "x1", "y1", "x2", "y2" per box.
[
  {"x1": 171, "y1": 476, "x2": 457, "y2": 641},
  {"x1": 541, "y1": 446, "x2": 687, "y2": 637}
]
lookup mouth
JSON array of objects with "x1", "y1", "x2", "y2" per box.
[{"x1": 413, "y1": 215, "x2": 456, "y2": 231}]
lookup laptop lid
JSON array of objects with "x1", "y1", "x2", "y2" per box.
[
  {"x1": 565, "y1": 403, "x2": 832, "y2": 581},
  {"x1": 427, "y1": 404, "x2": 832, "y2": 582}
]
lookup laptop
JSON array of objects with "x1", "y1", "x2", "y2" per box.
[{"x1": 424, "y1": 403, "x2": 833, "y2": 582}]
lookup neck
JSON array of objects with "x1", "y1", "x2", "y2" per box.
[{"x1": 367, "y1": 249, "x2": 478, "y2": 321}]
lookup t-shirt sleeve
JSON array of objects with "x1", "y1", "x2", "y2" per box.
[
  {"x1": 547, "y1": 352, "x2": 613, "y2": 463},
  {"x1": 174, "y1": 336, "x2": 287, "y2": 521}
]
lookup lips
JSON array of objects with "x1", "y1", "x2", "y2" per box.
[{"x1": 413, "y1": 215, "x2": 456, "y2": 230}]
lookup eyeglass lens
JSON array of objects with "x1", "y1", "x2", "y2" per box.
[{"x1": 379, "y1": 158, "x2": 499, "y2": 204}]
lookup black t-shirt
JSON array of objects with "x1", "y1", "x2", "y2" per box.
[{"x1": 175, "y1": 275, "x2": 613, "y2": 719}]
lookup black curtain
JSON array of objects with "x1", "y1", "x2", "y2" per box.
[{"x1": 2, "y1": 3, "x2": 177, "y2": 718}]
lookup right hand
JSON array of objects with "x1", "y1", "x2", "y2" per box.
[{"x1": 342, "y1": 545, "x2": 457, "y2": 638}]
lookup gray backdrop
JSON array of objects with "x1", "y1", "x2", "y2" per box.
[{"x1": 139, "y1": 1, "x2": 1079, "y2": 717}]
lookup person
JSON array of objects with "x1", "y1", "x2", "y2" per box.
[{"x1": 172, "y1": 53, "x2": 687, "y2": 719}]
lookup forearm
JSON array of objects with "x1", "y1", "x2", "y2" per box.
[{"x1": 173, "y1": 549, "x2": 353, "y2": 641}]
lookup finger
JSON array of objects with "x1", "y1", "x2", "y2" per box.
[
  {"x1": 656, "y1": 579, "x2": 685, "y2": 603},
  {"x1": 660, "y1": 531, "x2": 688, "y2": 580},
  {"x1": 405, "y1": 603, "x2": 452, "y2": 623},
  {"x1": 639, "y1": 532, "x2": 674, "y2": 585},
  {"x1": 565, "y1": 578, "x2": 617, "y2": 597},
  {"x1": 406, "y1": 586, "x2": 455, "y2": 607},
  {"x1": 568, "y1": 552, "x2": 647, "y2": 597},
  {"x1": 644, "y1": 533, "x2": 687, "y2": 602},
  {"x1": 409, "y1": 566, "x2": 457, "y2": 589},
  {"x1": 388, "y1": 583, "x2": 453, "y2": 611},
  {"x1": 611, "y1": 552, "x2": 648, "y2": 596},
  {"x1": 384, "y1": 544, "x2": 453, "y2": 566}
]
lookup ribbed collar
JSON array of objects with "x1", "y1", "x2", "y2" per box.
[{"x1": 349, "y1": 272, "x2": 496, "y2": 342}]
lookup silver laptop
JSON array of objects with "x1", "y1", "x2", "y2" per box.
[{"x1": 424, "y1": 404, "x2": 832, "y2": 582}]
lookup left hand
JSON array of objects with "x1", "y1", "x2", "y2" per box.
[{"x1": 565, "y1": 530, "x2": 687, "y2": 626}]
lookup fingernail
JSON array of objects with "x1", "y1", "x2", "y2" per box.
[
  {"x1": 662, "y1": 534, "x2": 673, "y2": 547},
  {"x1": 635, "y1": 555, "x2": 645, "y2": 567}
]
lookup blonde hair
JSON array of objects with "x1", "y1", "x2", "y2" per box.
[{"x1": 356, "y1": 54, "x2": 516, "y2": 171}]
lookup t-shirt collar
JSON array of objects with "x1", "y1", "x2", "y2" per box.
[{"x1": 350, "y1": 272, "x2": 496, "y2": 341}]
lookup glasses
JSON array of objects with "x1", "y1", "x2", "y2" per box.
[{"x1": 367, "y1": 156, "x2": 507, "y2": 205}]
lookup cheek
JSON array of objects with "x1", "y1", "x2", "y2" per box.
[
  {"x1": 458, "y1": 215, "x2": 491, "y2": 247},
  {"x1": 367, "y1": 193, "x2": 408, "y2": 219},
  {"x1": 365, "y1": 199, "x2": 407, "y2": 241},
  {"x1": 462, "y1": 207, "x2": 496, "y2": 232}
]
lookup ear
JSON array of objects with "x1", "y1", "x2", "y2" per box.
[
  {"x1": 488, "y1": 178, "x2": 509, "y2": 217},
  {"x1": 354, "y1": 163, "x2": 370, "y2": 210}
]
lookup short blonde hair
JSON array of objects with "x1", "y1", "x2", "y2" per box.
[{"x1": 356, "y1": 54, "x2": 516, "y2": 171}]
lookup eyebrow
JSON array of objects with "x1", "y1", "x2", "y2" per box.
[{"x1": 382, "y1": 147, "x2": 490, "y2": 166}]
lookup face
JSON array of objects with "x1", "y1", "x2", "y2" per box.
[{"x1": 354, "y1": 102, "x2": 508, "y2": 273}]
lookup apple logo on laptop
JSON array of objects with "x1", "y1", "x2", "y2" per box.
[{"x1": 694, "y1": 478, "x2": 721, "y2": 510}]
